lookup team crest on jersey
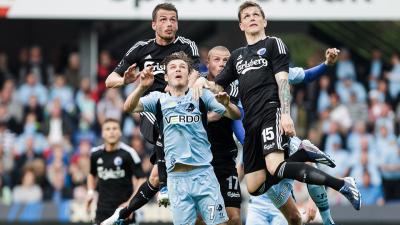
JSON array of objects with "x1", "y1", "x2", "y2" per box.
[
  {"x1": 114, "y1": 156, "x2": 123, "y2": 166},
  {"x1": 237, "y1": 54, "x2": 243, "y2": 60},
  {"x1": 185, "y1": 103, "x2": 195, "y2": 112},
  {"x1": 257, "y1": 48, "x2": 267, "y2": 56},
  {"x1": 97, "y1": 158, "x2": 103, "y2": 164}
]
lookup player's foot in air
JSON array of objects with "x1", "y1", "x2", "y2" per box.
[
  {"x1": 339, "y1": 177, "x2": 361, "y2": 210},
  {"x1": 100, "y1": 207, "x2": 123, "y2": 225},
  {"x1": 157, "y1": 186, "x2": 170, "y2": 208},
  {"x1": 299, "y1": 139, "x2": 336, "y2": 168}
]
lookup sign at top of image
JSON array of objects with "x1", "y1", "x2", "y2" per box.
[{"x1": 0, "y1": 0, "x2": 398, "y2": 20}]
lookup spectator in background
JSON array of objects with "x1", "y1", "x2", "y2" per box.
[
  {"x1": 291, "y1": 89, "x2": 308, "y2": 138},
  {"x1": 335, "y1": 76, "x2": 366, "y2": 104},
  {"x1": 0, "y1": 79, "x2": 23, "y2": 128},
  {"x1": 75, "y1": 78, "x2": 96, "y2": 132},
  {"x1": 347, "y1": 122, "x2": 374, "y2": 155},
  {"x1": 0, "y1": 103, "x2": 20, "y2": 135},
  {"x1": 18, "y1": 45, "x2": 53, "y2": 86},
  {"x1": 375, "y1": 103, "x2": 395, "y2": 136},
  {"x1": 0, "y1": 51, "x2": 12, "y2": 87},
  {"x1": 12, "y1": 168, "x2": 43, "y2": 203},
  {"x1": 329, "y1": 93, "x2": 352, "y2": 132},
  {"x1": 43, "y1": 99, "x2": 73, "y2": 147},
  {"x1": 96, "y1": 89, "x2": 123, "y2": 125},
  {"x1": 47, "y1": 167, "x2": 73, "y2": 203},
  {"x1": 386, "y1": 53, "x2": 400, "y2": 101},
  {"x1": 64, "y1": 52, "x2": 82, "y2": 89},
  {"x1": 69, "y1": 139, "x2": 91, "y2": 188},
  {"x1": 358, "y1": 170, "x2": 384, "y2": 206},
  {"x1": 0, "y1": 122, "x2": 15, "y2": 178},
  {"x1": 97, "y1": 50, "x2": 115, "y2": 99},
  {"x1": 368, "y1": 90, "x2": 385, "y2": 124},
  {"x1": 15, "y1": 113, "x2": 48, "y2": 155},
  {"x1": 23, "y1": 95, "x2": 44, "y2": 124},
  {"x1": 368, "y1": 49, "x2": 384, "y2": 90},
  {"x1": 336, "y1": 48, "x2": 356, "y2": 81},
  {"x1": 376, "y1": 79, "x2": 392, "y2": 104},
  {"x1": 377, "y1": 125, "x2": 400, "y2": 201},
  {"x1": 346, "y1": 91, "x2": 368, "y2": 124},
  {"x1": 317, "y1": 75, "x2": 331, "y2": 113},
  {"x1": 49, "y1": 75, "x2": 75, "y2": 114},
  {"x1": 17, "y1": 72, "x2": 48, "y2": 106},
  {"x1": 0, "y1": 163, "x2": 12, "y2": 205},
  {"x1": 198, "y1": 46, "x2": 209, "y2": 74},
  {"x1": 322, "y1": 134, "x2": 351, "y2": 178},
  {"x1": 14, "y1": 47, "x2": 29, "y2": 83},
  {"x1": 350, "y1": 144, "x2": 381, "y2": 188}
]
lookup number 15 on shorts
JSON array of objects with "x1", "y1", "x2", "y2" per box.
[{"x1": 262, "y1": 127, "x2": 274, "y2": 142}]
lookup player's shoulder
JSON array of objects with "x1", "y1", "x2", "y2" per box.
[
  {"x1": 90, "y1": 144, "x2": 105, "y2": 156},
  {"x1": 265, "y1": 36, "x2": 287, "y2": 52},
  {"x1": 125, "y1": 38, "x2": 155, "y2": 56},
  {"x1": 174, "y1": 36, "x2": 196, "y2": 45},
  {"x1": 119, "y1": 142, "x2": 141, "y2": 164}
]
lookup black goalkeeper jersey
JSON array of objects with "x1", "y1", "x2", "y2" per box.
[
  {"x1": 214, "y1": 36, "x2": 289, "y2": 128},
  {"x1": 90, "y1": 142, "x2": 145, "y2": 211},
  {"x1": 114, "y1": 36, "x2": 201, "y2": 96}
]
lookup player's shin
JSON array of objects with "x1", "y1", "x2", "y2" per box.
[{"x1": 307, "y1": 184, "x2": 335, "y2": 225}]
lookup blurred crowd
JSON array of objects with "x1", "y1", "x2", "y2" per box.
[{"x1": 0, "y1": 45, "x2": 399, "y2": 218}]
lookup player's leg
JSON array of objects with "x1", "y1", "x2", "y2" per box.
[
  {"x1": 101, "y1": 165, "x2": 160, "y2": 225},
  {"x1": 168, "y1": 171, "x2": 198, "y2": 225},
  {"x1": 195, "y1": 167, "x2": 228, "y2": 225},
  {"x1": 263, "y1": 108, "x2": 361, "y2": 210}
]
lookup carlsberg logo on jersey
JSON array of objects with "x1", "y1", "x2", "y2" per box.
[
  {"x1": 144, "y1": 61, "x2": 165, "y2": 75},
  {"x1": 236, "y1": 58, "x2": 268, "y2": 75},
  {"x1": 165, "y1": 115, "x2": 201, "y2": 124}
]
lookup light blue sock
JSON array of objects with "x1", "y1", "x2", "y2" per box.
[{"x1": 307, "y1": 184, "x2": 335, "y2": 225}]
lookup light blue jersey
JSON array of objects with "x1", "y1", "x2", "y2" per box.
[
  {"x1": 288, "y1": 67, "x2": 305, "y2": 84},
  {"x1": 140, "y1": 89, "x2": 226, "y2": 172}
]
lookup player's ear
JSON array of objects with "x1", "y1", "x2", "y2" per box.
[
  {"x1": 264, "y1": 19, "x2": 267, "y2": 28},
  {"x1": 151, "y1": 21, "x2": 156, "y2": 31},
  {"x1": 164, "y1": 73, "x2": 168, "y2": 82},
  {"x1": 239, "y1": 22, "x2": 245, "y2": 32}
]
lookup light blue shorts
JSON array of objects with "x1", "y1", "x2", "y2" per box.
[
  {"x1": 266, "y1": 178, "x2": 294, "y2": 209},
  {"x1": 168, "y1": 166, "x2": 228, "y2": 225}
]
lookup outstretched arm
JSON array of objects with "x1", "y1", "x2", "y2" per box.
[
  {"x1": 303, "y1": 48, "x2": 339, "y2": 83},
  {"x1": 106, "y1": 64, "x2": 139, "y2": 88}
]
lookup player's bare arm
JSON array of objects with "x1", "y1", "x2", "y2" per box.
[
  {"x1": 215, "y1": 92, "x2": 241, "y2": 120},
  {"x1": 192, "y1": 77, "x2": 224, "y2": 100},
  {"x1": 86, "y1": 174, "x2": 98, "y2": 211},
  {"x1": 275, "y1": 71, "x2": 295, "y2": 136},
  {"x1": 123, "y1": 66, "x2": 154, "y2": 113},
  {"x1": 106, "y1": 64, "x2": 139, "y2": 88}
]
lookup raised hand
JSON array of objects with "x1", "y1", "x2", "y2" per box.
[
  {"x1": 139, "y1": 66, "x2": 154, "y2": 89},
  {"x1": 215, "y1": 92, "x2": 230, "y2": 106},
  {"x1": 325, "y1": 48, "x2": 340, "y2": 66},
  {"x1": 123, "y1": 63, "x2": 140, "y2": 85}
]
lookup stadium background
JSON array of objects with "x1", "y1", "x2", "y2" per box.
[{"x1": 0, "y1": 0, "x2": 400, "y2": 224}]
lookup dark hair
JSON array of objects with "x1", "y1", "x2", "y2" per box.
[
  {"x1": 152, "y1": 3, "x2": 178, "y2": 21},
  {"x1": 102, "y1": 118, "x2": 121, "y2": 127},
  {"x1": 162, "y1": 51, "x2": 193, "y2": 74},
  {"x1": 238, "y1": 1, "x2": 266, "y2": 22}
]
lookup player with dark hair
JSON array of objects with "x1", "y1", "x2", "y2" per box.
[
  {"x1": 87, "y1": 118, "x2": 145, "y2": 225},
  {"x1": 193, "y1": 0, "x2": 361, "y2": 214},
  {"x1": 104, "y1": 2, "x2": 201, "y2": 218}
]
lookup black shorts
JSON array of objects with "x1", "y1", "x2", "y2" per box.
[
  {"x1": 243, "y1": 106, "x2": 289, "y2": 174},
  {"x1": 214, "y1": 166, "x2": 241, "y2": 208},
  {"x1": 139, "y1": 112, "x2": 159, "y2": 144},
  {"x1": 140, "y1": 112, "x2": 164, "y2": 165}
]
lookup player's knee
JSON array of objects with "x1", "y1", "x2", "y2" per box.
[{"x1": 286, "y1": 210, "x2": 302, "y2": 225}]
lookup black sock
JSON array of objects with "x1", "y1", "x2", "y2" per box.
[
  {"x1": 274, "y1": 161, "x2": 344, "y2": 191},
  {"x1": 155, "y1": 136, "x2": 167, "y2": 189},
  {"x1": 286, "y1": 148, "x2": 312, "y2": 163},
  {"x1": 119, "y1": 180, "x2": 159, "y2": 219}
]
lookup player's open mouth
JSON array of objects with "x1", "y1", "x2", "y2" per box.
[{"x1": 175, "y1": 75, "x2": 182, "y2": 79}]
